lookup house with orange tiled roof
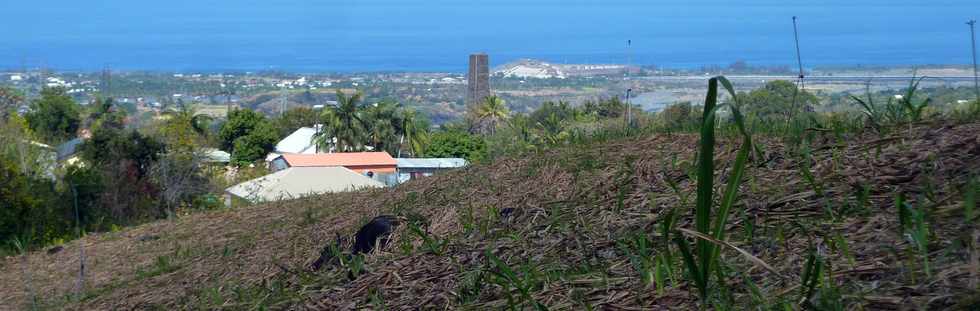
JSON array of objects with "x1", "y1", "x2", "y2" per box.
[{"x1": 269, "y1": 152, "x2": 398, "y2": 184}]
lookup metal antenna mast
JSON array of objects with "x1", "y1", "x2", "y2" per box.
[
  {"x1": 790, "y1": 16, "x2": 808, "y2": 116},
  {"x1": 969, "y1": 19, "x2": 979, "y2": 104},
  {"x1": 792, "y1": 16, "x2": 805, "y2": 90}
]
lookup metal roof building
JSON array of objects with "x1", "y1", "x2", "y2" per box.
[
  {"x1": 396, "y1": 158, "x2": 467, "y2": 169},
  {"x1": 395, "y1": 157, "x2": 467, "y2": 183},
  {"x1": 225, "y1": 166, "x2": 384, "y2": 204},
  {"x1": 274, "y1": 126, "x2": 319, "y2": 154},
  {"x1": 202, "y1": 148, "x2": 231, "y2": 163}
]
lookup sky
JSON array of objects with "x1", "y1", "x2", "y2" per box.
[{"x1": 1, "y1": 0, "x2": 978, "y2": 72}]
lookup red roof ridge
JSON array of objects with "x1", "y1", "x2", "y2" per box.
[{"x1": 280, "y1": 152, "x2": 397, "y2": 167}]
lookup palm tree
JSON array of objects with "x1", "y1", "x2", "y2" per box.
[
  {"x1": 397, "y1": 108, "x2": 429, "y2": 157},
  {"x1": 162, "y1": 103, "x2": 213, "y2": 137},
  {"x1": 507, "y1": 113, "x2": 532, "y2": 144},
  {"x1": 364, "y1": 100, "x2": 398, "y2": 153},
  {"x1": 537, "y1": 112, "x2": 567, "y2": 145},
  {"x1": 477, "y1": 95, "x2": 509, "y2": 135},
  {"x1": 312, "y1": 110, "x2": 339, "y2": 152},
  {"x1": 318, "y1": 90, "x2": 367, "y2": 152}
]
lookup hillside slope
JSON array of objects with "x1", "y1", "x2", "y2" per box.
[{"x1": 3, "y1": 121, "x2": 980, "y2": 310}]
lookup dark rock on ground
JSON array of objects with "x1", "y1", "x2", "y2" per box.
[
  {"x1": 46, "y1": 246, "x2": 64, "y2": 255},
  {"x1": 352, "y1": 215, "x2": 399, "y2": 255}
]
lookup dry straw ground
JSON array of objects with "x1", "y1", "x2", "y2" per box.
[{"x1": 2, "y1": 120, "x2": 979, "y2": 310}]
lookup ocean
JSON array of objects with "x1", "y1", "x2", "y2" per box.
[{"x1": 1, "y1": 0, "x2": 978, "y2": 73}]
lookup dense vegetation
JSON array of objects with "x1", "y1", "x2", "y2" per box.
[{"x1": 0, "y1": 82, "x2": 635, "y2": 254}]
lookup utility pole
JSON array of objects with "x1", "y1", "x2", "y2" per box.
[
  {"x1": 70, "y1": 184, "x2": 86, "y2": 296},
  {"x1": 791, "y1": 16, "x2": 806, "y2": 115},
  {"x1": 792, "y1": 16, "x2": 805, "y2": 90},
  {"x1": 969, "y1": 20, "x2": 979, "y2": 104},
  {"x1": 625, "y1": 39, "x2": 632, "y2": 128}
]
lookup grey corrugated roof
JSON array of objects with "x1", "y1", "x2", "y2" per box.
[
  {"x1": 225, "y1": 166, "x2": 383, "y2": 203},
  {"x1": 275, "y1": 127, "x2": 319, "y2": 154},
  {"x1": 202, "y1": 148, "x2": 231, "y2": 163},
  {"x1": 57, "y1": 137, "x2": 84, "y2": 161},
  {"x1": 396, "y1": 158, "x2": 467, "y2": 169}
]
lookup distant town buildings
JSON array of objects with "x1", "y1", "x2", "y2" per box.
[
  {"x1": 495, "y1": 59, "x2": 630, "y2": 79},
  {"x1": 467, "y1": 53, "x2": 491, "y2": 106}
]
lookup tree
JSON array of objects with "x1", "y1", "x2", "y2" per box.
[
  {"x1": 364, "y1": 100, "x2": 398, "y2": 154},
  {"x1": 159, "y1": 106, "x2": 213, "y2": 153},
  {"x1": 0, "y1": 86, "x2": 24, "y2": 119},
  {"x1": 507, "y1": 114, "x2": 533, "y2": 145},
  {"x1": 25, "y1": 87, "x2": 81, "y2": 143},
  {"x1": 0, "y1": 115, "x2": 54, "y2": 178},
  {"x1": 582, "y1": 97, "x2": 625, "y2": 118},
  {"x1": 63, "y1": 164, "x2": 106, "y2": 229},
  {"x1": 86, "y1": 97, "x2": 126, "y2": 131},
  {"x1": 272, "y1": 106, "x2": 319, "y2": 138},
  {"x1": 316, "y1": 90, "x2": 367, "y2": 152},
  {"x1": 397, "y1": 108, "x2": 430, "y2": 157},
  {"x1": 219, "y1": 108, "x2": 267, "y2": 152},
  {"x1": 424, "y1": 129, "x2": 487, "y2": 162},
  {"x1": 79, "y1": 127, "x2": 165, "y2": 220},
  {"x1": 475, "y1": 95, "x2": 509, "y2": 135},
  {"x1": 0, "y1": 156, "x2": 67, "y2": 248},
  {"x1": 658, "y1": 101, "x2": 697, "y2": 129},
  {"x1": 231, "y1": 121, "x2": 278, "y2": 164},
  {"x1": 151, "y1": 150, "x2": 210, "y2": 214},
  {"x1": 537, "y1": 112, "x2": 569, "y2": 145},
  {"x1": 530, "y1": 101, "x2": 574, "y2": 125},
  {"x1": 739, "y1": 80, "x2": 818, "y2": 120}
]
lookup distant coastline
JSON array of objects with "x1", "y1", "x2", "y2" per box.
[{"x1": 1, "y1": 61, "x2": 976, "y2": 76}]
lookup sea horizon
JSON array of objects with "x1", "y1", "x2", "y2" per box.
[{"x1": 2, "y1": 0, "x2": 978, "y2": 73}]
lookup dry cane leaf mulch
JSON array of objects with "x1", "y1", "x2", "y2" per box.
[{"x1": 2, "y1": 121, "x2": 980, "y2": 310}]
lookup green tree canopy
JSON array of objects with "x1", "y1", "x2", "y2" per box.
[
  {"x1": 0, "y1": 156, "x2": 67, "y2": 248},
  {"x1": 424, "y1": 129, "x2": 487, "y2": 162},
  {"x1": 473, "y1": 95, "x2": 509, "y2": 135},
  {"x1": 0, "y1": 86, "x2": 25, "y2": 118},
  {"x1": 231, "y1": 121, "x2": 279, "y2": 164},
  {"x1": 272, "y1": 106, "x2": 320, "y2": 138},
  {"x1": 86, "y1": 97, "x2": 126, "y2": 131},
  {"x1": 81, "y1": 127, "x2": 165, "y2": 177},
  {"x1": 319, "y1": 90, "x2": 368, "y2": 152},
  {"x1": 219, "y1": 108, "x2": 267, "y2": 152},
  {"x1": 739, "y1": 80, "x2": 818, "y2": 120},
  {"x1": 530, "y1": 101, "x2": 576, "y2": 125},
  {"x1": 397, "y1": 108, "x2": 430, "y2": 157},
  {"x1": 581, "y1": 97, "x2": 625, "y2": 118},
  {"x1": 364, "y1": 100, "x2": 398, "y2": 154},
  {"x1": 26, "y1": 87, "x2": 81, "y2": 143}
]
